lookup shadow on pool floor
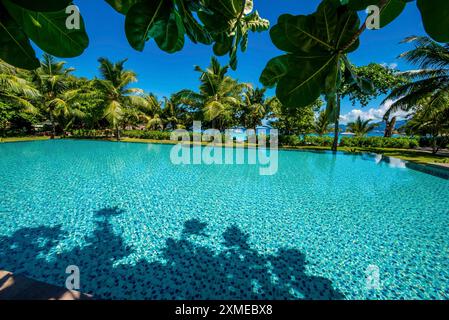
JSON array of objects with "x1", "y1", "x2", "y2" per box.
[{"x1": 0, "y1": 207, "x2": 344, "y2": 300}]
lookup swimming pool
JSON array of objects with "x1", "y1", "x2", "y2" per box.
[{"x1": 0, "y1": 140, "x2": 448, "y2": 299}]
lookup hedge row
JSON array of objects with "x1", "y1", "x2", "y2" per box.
[
  {"x1": 278, "y1": 135, "x2": 420, "y2": 148},
  {"x1": 122, "y1": 130, "x2": 172, "y2": 140},
  {"x1": 71, "y1": 129, "x2": 260, "y2": 143},
  {"x1": 68, "y1": 130, "x2": 428, "y2": 150},
  {"x1": 279, "y1": 135, "x2": 333, "y2": 147},
  {"x1": 339, "y1": 136, "x2": 419, "y2": 149}
]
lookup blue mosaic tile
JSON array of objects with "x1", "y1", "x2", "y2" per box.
[{"x1": 0, "y1": 140, "x2": 448, "y2": 299}]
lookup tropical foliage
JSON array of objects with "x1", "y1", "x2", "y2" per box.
[
  {"x1": 268, "y1": 98, "x2": 323, "y2": 136},
  {"x1": 314, "y1": 110, "x2": 331, "y2": 136},
  {"x1": 0, "y1": 59, "x2": 39, "y2": 137},
  {"x1": 178, "y1": 57, "x2": 257, "y2": 130},
  {"x1": 1, "y1": 0, "x2": 448, "y2": 72},
  {"x1": 0, "y1": 0, "x2": 269, "y2": 70},
  {"x1": 259, "y1": 0, "x2": 411, "y2": 150},
  {"x1": 96, "y1": 57, "x2": 151, "y2": 140},
  {"x1": 340, "y1": 136, "x2": 419, "y2": 149},
  {"x1": 384, "y1": 36, "x2": 449, "y2": 153},
  {"x1": 1, "y1": 55, "x2": 320, "y2": 140},
  {"x1": 347, "y1": 116, "x2": 378, "y2": 137}
]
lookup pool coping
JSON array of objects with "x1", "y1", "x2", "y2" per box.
[{"x1": 0, "y1": 270, "x2": 92, "y2": 300}]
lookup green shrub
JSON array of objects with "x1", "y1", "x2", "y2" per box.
[
  {"x1": 419, "y1": 136, "x2": 449, "y2": 149},
  {"x1": 279, "y1": 135, "x2": 301, "y2": 146},
  {"x1": 303, "y1": 135, "x2": 333, "y2": 146},
  {"x1": 70, "y1": 129, "x2": 110, "y2": 138},
  {"x1": 123, "y1": 130, "x2": 172, "y2": 140},
  {"x1": 340, "y1": 136, "x2": 419, "y2": 149}
]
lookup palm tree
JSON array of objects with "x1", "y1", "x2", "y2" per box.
[
  {"x1": 0, "y1": 60, "x2": 40, "y2": 115},
  {"x1": 0, "y1": 60, "x2": 40, "y2": 139},
  {"x1": 347, "y1": 116, "x2": 378, "y2": 137},
  {"x1": 314, "y1": 110, "x2": 331, "y2": 136},
  {"x1": 32, "y1": 54, "x2": 88, "y2": 138},
  {"x1": 162, "y1": 95, "x2": 189, "y2": 130},
  {"x1": 402, "y1": 95, "x2": 449, "y2": 153},
  {"x1": 33, "y1": 54, "x2": 88, "y2": 138},
  {"x1": 384, "y1": 36, "x2": 449, "y2": 120},
  {"x1": 96, "y1": 58, "x2": 148, "y2": 140},
  {"x1": 177, "y1": 57, "x2": 248, "y2": 131},
  {"x1": 142, "y1": 94, "x2": 164, "y2": 130},
  {"x1": 240, "y1": 87, "x2": 269, "y2": 129}
]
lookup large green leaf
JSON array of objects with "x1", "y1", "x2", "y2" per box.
[
  {"x1": 259, "y1": 55, "x2": 289, "y2": 88},
  {"x1": 345, "y1": 0, "x2": 379, "y2": 11},
  {"x1": 261, "y1": 0, "x2": 360, "y2": 108},
  {"x1": 417, "y1": 0, "x2": 449, "y2": 43},
  {"x1": 0, "y1": 11, "x2": 39, "y2": 69},
  {"x1": 271, "y1": 2, "x2": 359, "y2": 55},
  {"x1": 276, "y1": 54, "x2": 337, "y2": 108},
  {"x1": 197, "y1": 11, "x2": 230, "y2": 33},
  {"x1": 176, "y1": 0, "x2": 212, "y2": 44},
  {"x1": 125, "y1": 0, "x2": 173, "y2": 51},
  {"x1": 105, "y1": 0, "x2": 141, "y2": 15},
  {"x1": 151, "y1": 11, "x2": 185, "y2": 53},
  {"x1": 3, "y1": 0, "x2": 89, "y2": 57},
  {"x1": 213, "y1": 36, "x2": 233, "y2": 56},
  {"x1": 345, "y1": 0, "x2": 409, "y2": 27},
  {"x1": 7, "y1": 0, "x2": 72, "y2": 12},
  {"x1": 379, "y1": 0, "x2": 406, "y2": 28},
  {"x1": 244, "y1": 10, "x2": 269, "y2": 32}
]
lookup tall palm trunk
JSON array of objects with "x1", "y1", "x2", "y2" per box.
[
  {"x1": 384, "y1": 116, "x2": 396, "y2": 138},
  {"x1": 331, "y1": 94, "x2": 341, "y2": 152},
  {"x1": 115, "y1": 125, "x2": 120, "y2": 141},
  {"x1": 49, "y1": 112, "x2": 56, "y2": 139}
]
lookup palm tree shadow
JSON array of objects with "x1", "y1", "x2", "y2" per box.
[{"x1": 0, "y1": 208, "x2": 344, "y2": 300}]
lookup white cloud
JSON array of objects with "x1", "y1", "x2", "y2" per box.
[
  {"x1": 380, "y1": 62, "x2": 398, "y2": 70},
  {"x1": 339, "y1": 99, "x2": 410, "y2": 124}
]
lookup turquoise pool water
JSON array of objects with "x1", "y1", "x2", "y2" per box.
[{"x1": 0, "y1": 140, "x2": 448, "y2": 300}]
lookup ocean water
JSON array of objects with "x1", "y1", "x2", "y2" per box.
[{"x1": 0, "y1": 140, "x2": 448, "y2": 300}]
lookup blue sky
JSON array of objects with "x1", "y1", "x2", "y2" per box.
[{"x1": 34, "y1": 0, "x2": 426, "y2": 123}]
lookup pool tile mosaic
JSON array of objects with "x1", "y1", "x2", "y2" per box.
[{"x1": 0, "y1": 140, "x2": 448, "y2": 299}]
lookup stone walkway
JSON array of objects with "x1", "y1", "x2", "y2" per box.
[{"x1": 0, "y1": 270, "x2": 92, "y2": 300}]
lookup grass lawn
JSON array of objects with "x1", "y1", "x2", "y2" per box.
[
  {"x1": 288, "y1": 146, "x2": 449, "y2": 166},
  {"x1": 351, "y1": 147, "x2": 449, "y2": 165},
  {"x1": 0, "y1": 136, "x2": 52, "y2": 143}
]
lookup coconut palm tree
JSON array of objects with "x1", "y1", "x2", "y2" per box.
[
  {"x1": 0, "y1": 60, "x2": 40, "y2": 139},
  {"x1": 162, "y1": 95, "x2": 189, "y2": 130},
  {"x1": 314, "y1": 110, "x2": 331, "y2": 136},
  {"x1": 141, "y1": 94, "x2": 164, "y2": 130},
  {"x1": 177, "y1": 57, "x2": 248, "y2": 131},
  {"x1": 384, "y1": 36, "x2": 449, "y2": 119},
  {"x1": 32, "y1": 54, "x2": 87, "y2": 138},
  {"x1": 240, "y1": 87, "x2": 269, "y2": 129},
  {"x1": 96, "y1": 57, "x2": 148, "y2": 140},
  {"x1": 0, "y1": 60, "x2": 40, "y2": 114},
  {"x1": 347, "y1": 116, "x2": 378, "y2": 137},
  {"x1": 402, "y1": 94, "x2": 449, "y2": 153}
]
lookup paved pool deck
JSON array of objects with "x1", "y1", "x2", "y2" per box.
[{"x1": 0, "y1": 270, "x2": 92, "y2": 300}]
